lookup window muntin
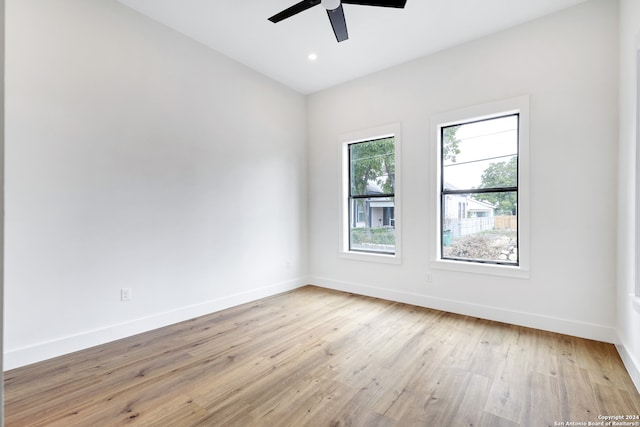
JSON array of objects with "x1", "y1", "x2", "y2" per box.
[
  {"x1": 440, "y1": 114, "x2": 519, "y2": 265},
  {"x1": 347, "y1": 137, "x2": 395, "y2": 255}
]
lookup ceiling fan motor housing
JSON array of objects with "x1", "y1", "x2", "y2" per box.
[{"x1": 321, "y1": 0, "x2": 341, "y2": 11}]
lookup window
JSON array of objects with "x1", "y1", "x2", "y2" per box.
[
  {"x1": 341, "y1": 123, "x2": 401, "y2": 262},
  {"x1": 348, "y1": 137, "x2": 395, "y2": 254},
  {"x1": 441, "y1": 114, "x2": 519, "y2": 265},
  {"x1": 432, "y1": 96, "x2": 529, "y2": 277}
]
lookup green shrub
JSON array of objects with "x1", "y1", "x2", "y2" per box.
[{"x1": 351, "y1": 227, "x2": 395, "y2": 245}]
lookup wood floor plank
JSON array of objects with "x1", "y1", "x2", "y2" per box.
[
  {"x1": 5, "y1": 285, "x2": 639, "y2": 426},
  {"x1": 447, "y1": 373, "x2": 492, "y2": 427},
  {"x1": 481, "y1": 412, "x2": 521, "y2": 427},
  {"x1": 527, "y1": 329, "x2": 559, "y2": 378},
  {"x1": 484, "y1": 338, "x2": 529, "y2": 423},
  {"x1": 593, "y1": 382, "x2": 631, "y2": 414},
  {"x1": 410, "y1": 367, "x2": 474, "y2": 425},
  {"x1": 557, "y1": 357, "x2": 604, "y2": 422},
  {"x1": 522, "y1": 372, "x2": 562, "y2": 427}
]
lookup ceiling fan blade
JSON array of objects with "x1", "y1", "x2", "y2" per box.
[
  {"x1": 269, "y1": 0, "x2": 321, "y2": 23},
  {"x1": 341, "y1": 0, "x2": 407, "y2": 7},
  {"x1": 327, "y1": 4, "x2": 348, "y2": 42}
]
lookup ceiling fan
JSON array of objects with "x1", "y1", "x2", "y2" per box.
[{"x1": 268, "y1": 0, "x2": 407, "y2": 43}]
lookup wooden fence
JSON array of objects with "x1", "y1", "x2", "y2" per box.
[
  {"x1": 494, "y1": 215, "x2": 517, "y2": 230},
  {"x1": 445, "y1": 215, "x2": 517, "y2": 239}
]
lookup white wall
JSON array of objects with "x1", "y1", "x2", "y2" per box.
[
  {"x1": 4, "y1": 0, "x2": 307, "y2": 369},
  {"x1": 308, "y1": 0, "x2": 619, "y2": 342},
  {"x1": 1, "y1": 0, "x2": 5, "y2": 420},
  {"x1": 617, "y1": 0, "x2": 640, "y2": 392}
]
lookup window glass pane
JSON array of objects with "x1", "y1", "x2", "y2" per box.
[
  {"x1": 350, "y1": 137, "x2": 395, "y2": 196},
  {"x1": 349, "y1": 197, "x2": 395, "y2": 253},
  {"x1": 443, "y1": 115, "x2": 517, "y2": 190},
  {"x1": 442, "y1": 192, "x2": 517, "y2": 264},
  {"x1": 444, "y1": 155, "x2": 517, "y2": 191}
]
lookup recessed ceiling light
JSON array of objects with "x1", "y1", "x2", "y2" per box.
[{"x1": 308, "y1": 53, "x2": 318, "y2": 61}]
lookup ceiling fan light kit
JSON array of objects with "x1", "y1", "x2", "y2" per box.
[{"x1": 269, "y1": 0, "x2": 408, "y2": 43}]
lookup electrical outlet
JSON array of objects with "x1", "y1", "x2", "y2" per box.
[
  {"x1": 426, "y1": 273, "x2": 433, "y2": 284},
  {"x1": 121, "y1": 288, "x2": 132, "y2": 302}
]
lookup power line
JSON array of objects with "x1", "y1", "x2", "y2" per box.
[{"x1": 443, "y1": 153, "x2": 516, "y2": 167}]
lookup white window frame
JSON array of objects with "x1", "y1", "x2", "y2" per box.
[
  {"x1": 340, "y1": 123, "x2": 402, "y2": 264},
  {"x1": 430, "y1": 96, "x2": 530, "y2": 278}
]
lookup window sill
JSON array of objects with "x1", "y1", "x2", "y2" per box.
[
  {"x1": 341, "y1": 251, "x2": 401, "y2": 265},
  {"x1": 431, "y1": 258, "x2": 529, "y2": 279}
]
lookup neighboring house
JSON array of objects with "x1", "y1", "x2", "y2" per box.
[
  {"x1": 444, "y1": 194, "x2": 495, "y2": 220},
  {"x1": 443, "y1": 192, "x2": 496, "y2": 239},
  {"x1": 351, "y1": 180, "x2": 395, "y2": 229}
]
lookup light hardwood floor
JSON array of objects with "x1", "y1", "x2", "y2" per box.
[{"x1": 4, "y1": 285, "x2": 640, "y2": 426}]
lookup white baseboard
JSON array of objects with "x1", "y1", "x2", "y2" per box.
[
  {"x1": 616, "y1": 342, "x2": 640, "y2": 394},
  {"x1": 5, "y1": 277, "x2": 619, "y2": 372},
  {"x1": 4, "y1": 278, "x2": 307, "y2": 371},
  {"x1": 310, "y1": 276, "x2": 617, "y2": 343}
]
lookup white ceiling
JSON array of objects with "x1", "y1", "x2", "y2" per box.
[{"x1": 116, "y1": 0, "x2": 589, "y2": 94}]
